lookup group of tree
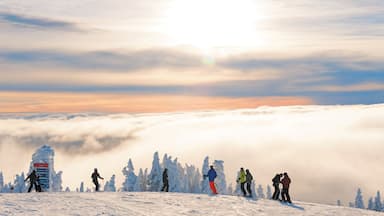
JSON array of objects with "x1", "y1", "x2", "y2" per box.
[
  {"x1": 337, "y1": 188, "x2": 384, "y2": 212},
  {"x1": 0, "y1": 151, "x2": 273, "y2": 200}
]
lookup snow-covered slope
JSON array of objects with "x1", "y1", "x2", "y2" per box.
[{"x1": 0, "y1": 192, "x2": 381, "y2": 216}]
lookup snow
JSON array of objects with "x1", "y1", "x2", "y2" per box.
[{"x1": 0, "y1": 192, "x2": 382, "y2": 216}]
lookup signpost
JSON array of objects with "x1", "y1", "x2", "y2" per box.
[{"x1": 33, "y1": 163, "x2": 49, "y2": 191}]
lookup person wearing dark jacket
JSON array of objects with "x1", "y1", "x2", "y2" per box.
[
  {"x1": 91, "y1": 168, "x2": 104, "y2": 192},
  {"x1": 245, "y1": 169, "x2": 253, "y2": 197},
  {"x1": 205, "y1": 165, "x2": 218, "y2": 194},
  {"x1": 280, "y1": 172, "x2": 292, "y2": 203},
  {"x1": 272, "y1": 173, "x2": 282, "y2": 200},
  {"x1": 161, "y1": 168, "x2": 169, "y2": 192},
  {"x1": 25, "y1": 170, "x2": 39, "y2": 192}
]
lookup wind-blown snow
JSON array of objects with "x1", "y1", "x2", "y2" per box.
[{"x1": 0, "y1": 192, "x2": 382, "y2": 216}]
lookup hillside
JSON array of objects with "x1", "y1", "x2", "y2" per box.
[{"x1": 0, "y1": 192, "x2": 381, "y2": 216}]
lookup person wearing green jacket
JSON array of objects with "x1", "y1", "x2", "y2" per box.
[{"x1": 237, "y1": 167, "x2": 247, "y2": 196}]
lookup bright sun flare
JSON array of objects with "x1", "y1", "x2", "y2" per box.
[{"x1": 165, "y1": 0, "x2": 264, "y2": 50}]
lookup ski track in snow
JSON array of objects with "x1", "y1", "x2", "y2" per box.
[{"x1": 0, "y1": 192, "x2": 382, "y2": 216}]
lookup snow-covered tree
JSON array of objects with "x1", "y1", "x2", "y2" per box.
[
  {"x1": 337, "y1": 200, "x2": 342, "y2": 206},
  {"x1": 142, "y1": 168, "x2": 148, "y2": 191},
  {"x1": 349, "y1": 202, "x2": 354, "y2": 208},
  {"x1": 374, "y1": 191, "x2": 382, "y2": 211},
  {"x1": 13, "y1": 173, "x2": 27, "y2": 193},
  {"x1": 251, "y1": 181, "x2": 257, "y2": 199},
  {"x1": 0, "y1": 172, "x2": 4, "y2": 192},
  {"x1": 104, "y1": 175, "x2": 116, "y2": 192},
  {"x1": 201, "y1": 156, "x2": 210, "y2": 194},
  {"x1": 368, "y1": 197, "x2": 374, "y2": 210},
  {"x1": 266, "y1": 185, "x2": 272, "y2": 199},
  {"x1": 354, "y1": 188, "x2": 365, "y2": 209},
  {"x1": 29, "y1": 145, "x2": 63, "y2": 192},
  {"x1": 162, "y1": 155, "x2": 181, "y2": 192},
  {"x1": 122, "y1": 159, "x2": 137, "y2": 191},
  {"x1": 185, "y1": 164, "x2": 200, "y2": 193},
  {"x1": 79, "y1": 182, "x2": 84, "y2": 192},
  {"x1": 52, "y1": 171, "x2": 63, "y2": 192},
  {"x1": 213, "y1": 160, "x2": 227, "y2": 194},
  {"x1": 148, "y1": 152, "x2": 162, "y2": 191},
  {"x1": 134, "y1": 168, "x2": 144, "y2": 191},
  {"x1": 257, "y1": 185, "x2": 265, "y2": 199}
]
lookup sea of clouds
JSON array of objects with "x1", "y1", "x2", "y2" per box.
[{"x1": 1, "y1": 104, "x2": 383, "y2": 204}]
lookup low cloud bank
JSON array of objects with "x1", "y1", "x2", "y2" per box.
[{"x1": 0, "y1": 104, "x2": 383, "y2": 204}]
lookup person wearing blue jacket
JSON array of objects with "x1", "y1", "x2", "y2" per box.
[{"x1": 206, "y1": 165, "x2": 218, "y2": 194}]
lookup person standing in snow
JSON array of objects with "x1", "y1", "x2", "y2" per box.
[
  {"x1": 24, "y1": 170, "x2": 39, "y2": 192},
  {"x1": 91, "y1": 168, "x2": 104, "y2": 192},
  {"x1": 245, "y1": 169, "x2": 253, "y2": 197},
  {"x1": 272, "y1": 173, "x2": 282, "y2": 200},
  {"x1": 236, "y1": 168, "x2": 247, "y2": 196},
  {"x1": 161, "y1": 168, "x2": 169, "y2": 192},
  {"x1": 204, "y1": 165, "x2": 218, "y2": 194},
  {"x1": 280, "y1": 172, "x2": 292, "y2": 203}
]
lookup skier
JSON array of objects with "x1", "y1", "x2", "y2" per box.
[
  {"x1": 272, "y1": 173, "x2": 282, "y2": 200},
  {"x1": 161, "y1": 168, "x2": 169, "y2": 192},
  {"x1": 205, "y1": 165, "x2": 218, "y2": 194},
  {"x1": 236, "y1": 168, "x2": 247, "y2": 196},
  {"x1": 280, "y1": 172, "x2": 292, "y2": 203},
  {"x1": 91, "y1": 168, "x2": 104, "y2": 192},
  {"x1": 245, "y1": 169, "x2": 253, "y2": 197},
  {"x1": 24, "y1": 170, "x2": 39, "y2": 192}
]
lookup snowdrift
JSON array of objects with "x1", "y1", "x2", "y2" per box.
[{"x1": 0, "y1": 192, "x2": 381, "y2": 216}]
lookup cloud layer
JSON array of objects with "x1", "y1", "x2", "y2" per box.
[{"x1": 0, "y1": 104, "x2": 384, "y2": 204}]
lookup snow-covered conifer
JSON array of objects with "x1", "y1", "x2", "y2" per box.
[
  {"x1": 13, "y1": 173, "x2": 26, "y2": 193},
  {"x1": 79, "y1": 182, "x2": 84, "y2": 192},
  {"x1": 104, "y1": 175, "x2": 116, "y2": 192},
  {"x1": 148, "y1": 152, "x2": 162, "y2": 191},
  {"x1": 368, "y1": 197, "x2": 374, "y2": 210},
  {"x1": 201, "y1": 156, "x2": 210, "y2": 194},
  {"x1": 257, "y1": 185, "x2": 265, "y2": 199},
  {"x1": 354, "y1": 188, "x2": 365, "y2": 209},
  {"x1": 374, "y1": 191, "x2": 382, "y2": 211},
  {"x1": 122, "y1": 159, "x2": 137, "y2": 191},
  {"x1": 213, "y1": 160, "x2": 227, "y2": 194},
  {"x1": 0, "y1": 172, "x2": 4, "y2": 192},
  {"x1": 337, "y1": 200, "x2": 342, "y2": 206},
  {"x1": 266, "y1": 185, "x2": 272, "y2": 199},
  {"x1": 134, "y1": 168, "x2": 143, "y2": 191}
]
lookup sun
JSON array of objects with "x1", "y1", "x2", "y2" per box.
[{"x1": 164, "y1": 0, "x2": 265, "y2": 51}]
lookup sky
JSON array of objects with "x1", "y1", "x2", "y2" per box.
[
  {"x1": 0, "y1": 0, "x2": 384, "y2": 206},
  {"x1": 1, "y1": 104, "x2": 384, "y2": 204},
  {"x1": 0, "y1": 0, "x2": 383, "y2": 112}
]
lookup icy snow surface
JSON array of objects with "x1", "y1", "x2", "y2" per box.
[{"x1": 0, "y1": 192, "x2": 382, "y2": 216}]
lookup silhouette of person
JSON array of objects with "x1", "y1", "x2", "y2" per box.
[
  {"x1": 161, "y1": 168, "x2": 169, "y2": 192},
  {"x1": 25, "y1": 170, "x2": 39, "y2": 192},
  {"x1": 280, "y1": 172, "x2": 292, "y2": 203},
  {"x1": 245, "y1": 169, "x2": 253, "y2": 197},
  {"x1": 91, "y1": 168, "x2": 104, "y2": 192},
  {"x1": 272, "y1": 173, "x2": 282, "y2": 200}
]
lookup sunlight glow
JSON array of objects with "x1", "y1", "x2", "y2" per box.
[{"x1": 164, "y1": 0, "x2": 266, "y2": 50}]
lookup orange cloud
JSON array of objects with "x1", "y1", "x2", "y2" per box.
[{"x1": 0, "y1": 92, "x2": 313, "y2": 113}]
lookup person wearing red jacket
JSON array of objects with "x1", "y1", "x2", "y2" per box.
[{"x1": 280, "y1": 172, "x2": 292, "y2": 203}]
